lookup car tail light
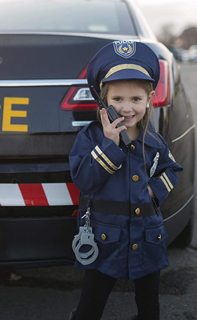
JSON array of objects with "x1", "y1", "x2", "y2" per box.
[
  {"x1": 60, "y1": 65, "x2": 97, "y2": 111},
  {"x1": 152, "y1": 60, "x2": 170, "y2": 107}
]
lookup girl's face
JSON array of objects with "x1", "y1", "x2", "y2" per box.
[{"x1": 106, "y1": 80, "x2": 154, "y2": 132}]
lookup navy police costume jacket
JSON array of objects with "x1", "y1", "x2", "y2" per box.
[{"x1": 69, "y1": 121, "x2": 182, "y2": 280}]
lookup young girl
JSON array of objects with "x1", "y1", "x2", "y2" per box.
[{"x1": 69, "y1": 41, "x2": 182, "y2": 320}]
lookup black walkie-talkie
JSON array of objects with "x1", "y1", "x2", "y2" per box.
[{"x1": 91, "y1": 86, "x2": 131, "y2": 147}]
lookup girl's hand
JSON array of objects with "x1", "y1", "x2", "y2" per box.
[
  {"x1": 148, "y1": 184, "x2": 155, "y2": 199},
  {"x1": 100, "y1": 108, "x2": 127, "y2": 146}
]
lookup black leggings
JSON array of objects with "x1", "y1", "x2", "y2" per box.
[{"x1": 76, "y1": 270, "x2": 160, "y2": 320}]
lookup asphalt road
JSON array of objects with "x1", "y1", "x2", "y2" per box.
[{"x1": 0, "y1": 63, "x2": 197, "y2": 320}]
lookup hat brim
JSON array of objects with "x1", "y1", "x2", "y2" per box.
[{"x1": 102, "y1": 69, "x2": 155, "y2": 87}]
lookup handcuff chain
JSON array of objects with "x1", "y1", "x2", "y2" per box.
[{"x1": 81, "y1": 207, "x2": 91, "y2": 229}]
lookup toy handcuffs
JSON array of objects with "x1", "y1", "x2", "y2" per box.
[{"x1": 72, "y1": 207, "x2": 99, "y2": 265}]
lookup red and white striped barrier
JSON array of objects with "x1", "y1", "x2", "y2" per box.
[{"x1": 0, "y1": 183, "x2": 80, "y2": 207}]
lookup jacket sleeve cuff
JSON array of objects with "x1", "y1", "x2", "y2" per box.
[
  {"x1": 149, "y1": 168, "x2": 178, "y2": 206},
  {"x1": 91, "y1": 137, "x2": 127, "y2": 175}
]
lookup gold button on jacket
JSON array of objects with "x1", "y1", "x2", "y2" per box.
[
  {"x1": 158, "y1": 235, "x2": 162, "y2": 240},
  {"x1": 132, "y1": 175, "x2": 139, "y2": 182},
  {"x1": 132, "y1": 244, "x2": 138, "y2": 250},
  {"x1": 101, "y1": 233, "x2": 107, "y2": 241},
  {"x1": 130, "y1": 144, "x2": 135, "y2": 151},
  {"x1": 135, "y1": 208, "x2": 140, "y2": 215}
]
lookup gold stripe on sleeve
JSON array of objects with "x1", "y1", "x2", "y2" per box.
[
  {"x1": 160, "y1": 176, "x2": 171, "y2": 192},
  {"x1": 162, "y1": 172, "x2": 174, "y2": 189},
  {"x1": 95, "y1": 146, "x2": 118, "y2": 171},
  {"x1": 91, "y1": 150, "x2": 115, "y2": 174}
]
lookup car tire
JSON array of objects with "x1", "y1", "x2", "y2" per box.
[{"x1": 170, "y1": 215, "x2": 194, "y2": 248}]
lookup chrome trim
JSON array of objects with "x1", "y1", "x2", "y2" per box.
[
  {"x1": 72, "y1": 121, "x2": 92, "y2": 127},
  {"x1": 164, "y1": 194, "x2": 194, "y2": 222},
  {"x1": 171, "y1": 124, "x2": 196, "y2": 143},
  {"x1": 0, "y1": 79, "x2": 88, "y2": 87}
]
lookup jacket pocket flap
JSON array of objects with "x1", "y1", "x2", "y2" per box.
[
  {"x1": 145, "y1": 224, "x2": 168, "y2": 245},
  {"x1": 92, "y1": 220, "x2": 121, "y2": 244}
]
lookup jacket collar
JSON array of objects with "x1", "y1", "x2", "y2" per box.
[
  {"x1": 90, "y1": 120, "x2": 163, "y2": 149},
  {"x1": 137, "y1": 125, "x2": 163, "y2": 149}
]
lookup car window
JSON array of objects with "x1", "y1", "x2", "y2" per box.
[{"x1": 0, "y1": 0, "x2": 136, "y2": 35}]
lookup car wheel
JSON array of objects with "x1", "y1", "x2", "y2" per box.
[{"x1": 170, "y1": 215, "x2": 194, "y2": 248}]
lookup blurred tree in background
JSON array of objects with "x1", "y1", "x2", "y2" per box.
[
  {"x1": 157, "y1": 23, "x2": 197, "y2": 49},
  {"x1": 175, "y1": 26, "x2": 197, "y2": 49},
  {"x1": 157, "y1": 23, "x2": 176, "y2": 47}
]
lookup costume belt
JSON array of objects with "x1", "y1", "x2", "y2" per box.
[{"x1": 79, "y1": 197, "x2": 159, "y2": 217}]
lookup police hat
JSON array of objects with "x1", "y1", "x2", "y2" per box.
[{"x1": 87, "y1": 41, "x2": 160, "y2": 100}]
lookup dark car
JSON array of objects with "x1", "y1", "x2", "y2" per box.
[{"x1": 0, "y1": 0, "x2": 195, "y2": 267}]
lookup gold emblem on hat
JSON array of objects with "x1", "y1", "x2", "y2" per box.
[
  {"x1": 113, "y1": 41, "x2": 136, "y2": 59},
  {"x1": 119, "y1": 44, "x2": 133, "y2": 56}
]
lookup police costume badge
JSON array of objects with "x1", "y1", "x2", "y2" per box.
[
  {"x1": 113, "y1": 41, "x2": 136, "y2": 59},
  {"x1": 150, "y1": 152, "x2": 160, "y2": 177},
  {"x1": 169, "y1": 150, "x2": 176, "y2": 162}
]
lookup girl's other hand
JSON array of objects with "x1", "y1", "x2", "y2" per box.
[
  {"x1": 148, "y1": 184, "x2": 155, "y2": 199},
  {"x1": 100, "y1": 108, "x2": 127, "y2": 146}
]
